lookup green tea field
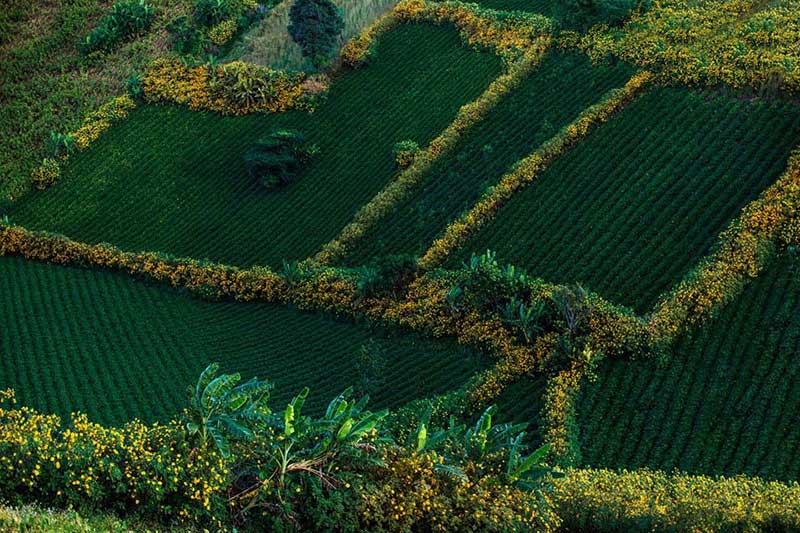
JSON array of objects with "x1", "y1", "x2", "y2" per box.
[{"x1": 2, "y1": 0, "x2": 800, "y2": 530}]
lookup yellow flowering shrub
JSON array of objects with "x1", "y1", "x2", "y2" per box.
[
  {"x1": 30, "y1": 158, "x2": 61, "y2": 190},
  {"x1": 142, "y1": 59, "x2": 316, "y2": 115},
  {"x1": 0, "y1": 391, "x2": 227, "y2": 526},
  {"x1": 419, "y1": 70, "x2": 654, "y2": 271},
  {"x1": 554, "y1": 468, "x2": 800, "y2": 531},
  {"x1": 394, "y1": 0, "x2": 554, "y2": 63},
  {"x1": 208, "y1": 18, "x2": 238, "y2": 46},
  {"x1": 360, "y1": 449, "x2": 560, "y2": 532},
  {"x1": 541, "y1": 365, "x2": 586, "y2": 468},
  {"x1": 569, "y1": 0, "x2": 800, "y2": 93},
  {"x1": 72, "y1": 95, "x2": 137, "y2": 151}
]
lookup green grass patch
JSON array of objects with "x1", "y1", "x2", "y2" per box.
[
  {"x1": 8, "y1": 22, "x2": 503, "y2": 268},
  {"x1": 339, "y1": 51, "x2": 634, "y2": 265},
  {"x1": 578, "y1": 254, "x2": 800, "y2": 481},
  {"x1": 457, "y1": 87, "x2": 800, "y2": 312},
  {"x1": 0, "y1": 255, "x2": 487, "y2": 426}
]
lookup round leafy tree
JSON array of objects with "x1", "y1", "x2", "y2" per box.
[
  {"x1": 288, "y1": 0, "x2": 344, "y2": 68},
  {"x1": 243, "y1": 129, "x2": 317, "y2": 190}
]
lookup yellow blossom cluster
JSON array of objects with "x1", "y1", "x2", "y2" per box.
[
  {"x1": 568, "y1": 0, "x2": 800, "y2": 93},
  {"x1": 649, "y1": 148, "x2": 800, "y2": 343},
  {"x1": 553, "y1": 468, "x2": 800, "y2": 531},
  {"x1": 541, "y1": 365, "x2": 586, "y2": 468},
  {"x1": 72, "y1": 95, "x2": 137, "y2": 150},
  {"x1": 142, "y1": 58, "x2": 316, "y2": 115},
  {"x1": 419, "y1": 70, "x2": 654, "y2": 271},
  {"x1": 0, "y1": 391, "x2": 227, "y2": 525},
  {"x1": 394, "y1": 0, "x2": 554, "y2": 63},
  {"x1": 312, "y1": 39, "x2": 551, "y2": 266},
  {"x1": 361, "y1": 449, "x2": 560, "y2": 531},
  {"x1": 28, "y1": 95, "x2": 136, "y2": 191},
  {"x1": 208, "y1": 18, "x2": 238, "y2": 46},
  {"x1": 30, "y1": 158, "x2": 60, "y2": 191}
]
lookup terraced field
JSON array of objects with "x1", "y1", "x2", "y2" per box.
[
  {"x1": 456, "y1": 87, "x2": 800, "y2": 312},
  {"x1": 578, "y1": 254, "x2": 800, "y2": 481},
  {"x1": 8, "y1": 22, "x2": 503, "y2": 268},
  {"x1": 474, "y1": 0, "x2": 554, "y2": 16},
  {"x1": 0, "y1": 255, "x2": 486, "y2": 425},
  {"x1": 340, "y1": 51, "x2": 634, "y2": 265}
]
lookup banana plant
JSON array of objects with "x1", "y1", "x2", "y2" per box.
[{"x1": 185, "y1": 362, "x2": 273, "y2": 458}]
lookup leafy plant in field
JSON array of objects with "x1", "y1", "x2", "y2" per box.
[
  {"x1": 411, "y1": 404, "x2": 561, "y2": 488},
  {"x1": 243, "y1": 129, "x2": 317, "y2": 190},
  {"x1": 81, "y1": 0, "x2": 155, "y2": 54},
  {"x1": 185, "y1": 362, "x2": 273, "y2": 457},
  {"x1": 501, "y1": 297, "x2": 546, "y2": 343},
  {"x1": 393, "y1": 140, "x2": 420, "y2": 169},
  {"x1": 288, "y1": 0, "x2": 344, "y2": 68},
  {"x1": 46, "y1": 131, "x2": 74, "y2": 159}
]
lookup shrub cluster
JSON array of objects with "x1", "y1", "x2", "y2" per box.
[
  {"x1": 566, "y1": 0, "x2": 800, "y2": 94},
  {"x1": 0, "y1": 362, "x2": 563, "y2": 531},
  {"x1": 244, "y1": 129, "x2": 318, "y2": 190},
  {"x1": 142, "y1": 58, "x2": 319, "y2": 115},
  {"x1": 169, "y1": 0, "x2": 266, "y2": 54},
  {"x1": 81, "y1": 0, "x2": 155, "y2": 54}
]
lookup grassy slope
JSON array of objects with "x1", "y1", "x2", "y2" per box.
[
  {"x1": 457, "y1": 87, "x2": 800, "y2": 312},
  {"x1": 0, "y1": 255, "x2": 486, "y2": 425},
  {"x1": 578, "y1": 254, "x2": 800, "y2": 481},
  {"x1": 340, "y1": 51, "x2": 634, "y2": 265},
  {"x1": 8, "y1": 23, "x2": 503, "y2": 268},
  {"x1": 0, "y1": 0, "x2": 193, "y2": 197}
]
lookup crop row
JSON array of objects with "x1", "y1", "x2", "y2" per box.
[
  {"x1": 0, "y1": 255, "x2": 486, "y2": 425},
  {"x1": 340, "y1": 50, "x2": 635, "y2": 265},
  {"x1": 8, "y1": 22, "x2": 503, "y2": 268},
  {"x1": 457, "y1": 87, "x2": 800, "y2": 312},
  {"x1": 578, "y1": 254, "x2": 800, "y2": 481}
]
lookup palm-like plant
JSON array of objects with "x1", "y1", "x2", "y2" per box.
[{"x1": 185, "y1": 363, "x2": 273, "y2": 457}]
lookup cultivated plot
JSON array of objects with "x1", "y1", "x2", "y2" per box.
[
  {"x1": 579, "y1": 254, "x2": 800, "y2": 481},
  {"x1": 341, "y1": 50, "x2": 634, "y2": 265},
  {"x1": 8, "y1": 23, "x2": 503, "y2": 268},
  {"x1": 0, "y1": 255, "x2": 487, "y2": 425},
  {"x1": 456, "y1": 87, "x2": 800, "y2": 312}
]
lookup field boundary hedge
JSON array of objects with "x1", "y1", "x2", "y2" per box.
[
  {"x1": 417, "y1": 70, "x2": 654, "y2": 270},
  {"x1": 649, "y1": 146, "x2": 800, "y2": 345},
  {"x1": 553, "y1": 467, "x2": 800, "y2": 531},
  {"x1": 311, "y1": 37, "x2": 551, "y2": 266}
]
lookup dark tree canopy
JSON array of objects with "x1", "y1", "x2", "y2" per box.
[{"x1": 288, "y1": 0, "x2": 344, "y2": 68}]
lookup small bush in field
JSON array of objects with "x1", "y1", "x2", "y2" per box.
[{"x1": 243, "y1": 129, "x2": 318, "y2": 190}]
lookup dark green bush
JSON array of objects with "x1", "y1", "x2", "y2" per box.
[
  {"x1": 81, "y1": 0, "x2": 155, "y2": 54},
  {"x1": 558, "y1": 0, "x2": 649, "y2": 30},
  {"x1": 243, "y1": 129, "x2": 318, "y2": 190},
  {"x1": 288, "y1": 0, "x2": 344, "y2": 68},
  {"x1": 194, "y1": 0, "x2": 232, "y2": 27},
  {"x1": 166, "y1": 15, "x2": 210, "y2": 55}
]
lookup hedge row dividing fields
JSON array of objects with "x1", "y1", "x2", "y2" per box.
[
  {"x1": 456, "y1": 87, "x2": 800, "y2": 312},
  {"x1": 7, "y1": 23, "x2": 503, "y2": 268},
  {"x1": 339, "y1": 50, "x2": 635, "y2": 265},
  {"x1": 0, "y1": 255, "x2": 486, "y2": 426},
  {"x1": 578, "y1": 254, "x2": 800, "y2": 481}
]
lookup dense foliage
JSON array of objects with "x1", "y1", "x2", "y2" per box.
[
  {"x1": 0, "y1": 366, "x2": 562, "y2": 531},
  {"x1": 244, "y1": 129, "x2": 318, "y2": 190},
  {"x1": 289, "y1": 0, "x2": 345, "y2": 68},
  {"x1": 81, "y1": 0, "x2": 156, "y2": 54}
]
